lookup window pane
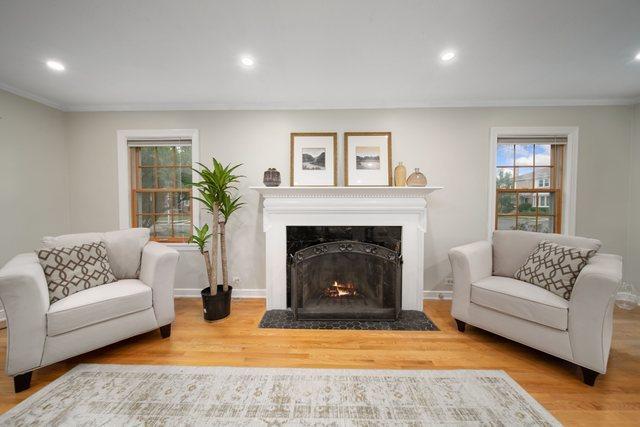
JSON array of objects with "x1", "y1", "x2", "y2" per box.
[
  {"x1": 140, "y1": 147, "x2": 155, "y2": 166},
  {"x1": 534, "y1": 167, "x2": 551, "y2": 188},
  {"x1": 156, "y1": 147, "x2": 175, "y2": 165},
  {"x1": 518, "y1": 192, "x2": 536, "y2": 213},
  {"x1": 497, "y1": 144, "x2": 514, "y2": 166},
  {"x1": 176, "y1": 192, "x2": 191, "y2": 214},
  {"x1": 497, "y1": 216, "x2": 517, "y2": 230},
  {"x1": 177, "y1": 168, "x2": 191, "y2": 188},
  {"x1": 157, "y1": 167, "x2": 176, "y2": 188},
  {"x1": 517, "y1": 216, "x2": 537, "y2": 231},
  {"x1": 515, "y1": 144, "x2": 534, "y2": 166},
  {"x1": 154, "y1": 215, "x2": 171, "y2": 237},
  {"x1": 177, "y1": 146, "x2": 191, "y2": 165},
  {"x1": 155, "y1": 192, "x2": 173, "y2": 214},
  {"x1": 496, "y1": 168, "x2": 514, "y2": 189},
  {"x1": 515, "y1": 167, "x2": 533, "y2": 189},
  {"x1": 174, "y1": 215, "x2": 191, "y2": 237},
  {"x1": 137, "y1": 215, "x2": 154, "y2": 229},
  {"x1": 497, "y1": 193, "x2": 516, "y2": 214},
  {"x1": 141, "y1": 167, "x2": 156, "y2": 188},
  {"x1": 136, "y1": 193, "x2": 153, "y2": 214},
  {"x1": 537, "y1": 192, "x2": 554, "y2": 215},
  {"x1": 535, "y1": 144, "x2": 551, "y2": 166},
  {"x1": 537, "y1": 216, "x2": 555, "y2": 233}
]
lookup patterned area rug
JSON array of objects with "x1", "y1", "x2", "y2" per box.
[
  {"x1": 259, "y1": 309, "x2": 438, "y2": 331},
  {"x1": 0, "y1": 364, "x2": 560, "y2": 426}
]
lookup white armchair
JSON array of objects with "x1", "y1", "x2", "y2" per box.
[
  {"x1": 0, "y1": 229, "x2": 179, "y2": 392},
  {"x1": 449, "y1": 230, "x2": 622, "y2": 386}
]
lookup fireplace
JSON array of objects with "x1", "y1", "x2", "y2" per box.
[{"x1": 288, "y1": 226, "x2": 402, "y2": 321}]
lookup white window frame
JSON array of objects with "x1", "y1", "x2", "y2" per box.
[
  {"x1": 117, "y1": 129, "x2": 200, "y2": 250},
  {"x1": 488, "y1": 126, "x2": 579, "y2": 238}
]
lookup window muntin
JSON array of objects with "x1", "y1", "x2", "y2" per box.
[
  {"x1": 130, "y1": 145, "x2": 192, "y2": 242},
  {"x1": 495, "y1": 140, "x2": 564, "y2": 233}
]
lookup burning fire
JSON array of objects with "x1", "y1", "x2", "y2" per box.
[{"x1": 324, "y1": 281, "x2": 358, "y2": 298}]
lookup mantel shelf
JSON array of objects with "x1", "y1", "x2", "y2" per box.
[{"x1": 250, "y1": 186, "x2": 443, "y2": 198}]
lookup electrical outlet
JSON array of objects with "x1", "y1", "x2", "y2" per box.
[{"x1": 232, "y1": 277, "x2": 241, "y2": 286}]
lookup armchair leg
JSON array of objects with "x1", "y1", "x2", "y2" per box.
[
  {"x1": 581, "y1": 367, "x2": 599, "y2": 386},
  {"x1": 455, "y1": 319, "x2": 466, "y2": 332},
  {"x1": 14, "y1": 371, "x2": 32, "y2": 393},
  {"x1": 159, "y1": 324, "x2": 172, "y2": 339}
]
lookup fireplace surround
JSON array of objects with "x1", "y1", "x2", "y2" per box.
[{"x1": 252, "y1": 186, "x2": 442, "y2": 311}]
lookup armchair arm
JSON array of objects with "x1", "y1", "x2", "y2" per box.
[
  {"x1": 139, "y1": 242, "x2": 179, "y2": 327},
  {"x1": 448, "y1": 240, "x2": 493, "y2": 321},
  {"x1": 0, "y1": 254, "x2": 49, "y2": 376},
  {"x1": 569, "y1": 253, "x2": 622, "y2": 373}
]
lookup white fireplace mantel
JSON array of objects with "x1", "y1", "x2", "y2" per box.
[{"x1": 251, "y1": 186, "x2": 443, "y2": 311}]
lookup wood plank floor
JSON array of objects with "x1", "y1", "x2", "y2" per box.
[{"x1": 0, "y1": 298, "x2": 639, "y2": 425}]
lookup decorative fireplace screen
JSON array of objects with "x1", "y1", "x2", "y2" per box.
[{"x1": 291, "y1": 240, "x2": 402, "y2": 321}]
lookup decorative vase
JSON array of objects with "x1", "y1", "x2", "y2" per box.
[
  {"x1": 406, "y1": 168, "x2": 427, "y2": 187},
  {"x1": 263, "y1": 168, "x2": 281, "y2": 187},
  {"x1": 394, "y1": 162, "x2": 407, "y2": 187}
]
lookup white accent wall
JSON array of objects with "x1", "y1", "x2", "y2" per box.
[{"x1": 62, "y1": 106, "x2": 636, "y2": 291}]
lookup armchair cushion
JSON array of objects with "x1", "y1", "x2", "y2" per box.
[
  {"x1": 37, "y1": 242, "x2": 116, "y2": 303},
  {"x1": 42, "y1": 228, "x2": 150, "y2": 280},
  {"x1": 492, "y1": 230, "x2": 601, "y2": 277},
  {"x1": 514, "y1": 241, "x2": 597, "y2": 300},
  {"x1": 471, "y1": 276, "x2": 569, "y2": 330},
  {"x1": 47, "y1": 279, "x2": 152, "y2": 336}
]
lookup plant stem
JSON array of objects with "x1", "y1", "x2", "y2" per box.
[
  {"x1": 202, "y1": 250, "x2": 213, "y2": 289},
  {"x1": 209, "y1": 204, "x2": 220, "y2": 295},
  {"x1": 219, "y1": 220, "x2": 229, "y2": 292}
]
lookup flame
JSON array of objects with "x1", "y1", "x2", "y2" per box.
[{"x1": 324, "y1": 281, "x2": 358, "y2": 298}]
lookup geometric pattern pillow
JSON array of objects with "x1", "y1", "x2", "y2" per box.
[
  {"x1": 36, "y1": 241, "x2": 117, "y2": 304},
  {"x1": 513, "y1": 241, "x2": 597, "y2": 300}
]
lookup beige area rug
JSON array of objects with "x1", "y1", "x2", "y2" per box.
[{"x1": 0, "y1": 364, "x2": 560, "y2": 426}]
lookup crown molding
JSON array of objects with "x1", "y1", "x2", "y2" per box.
[{"x1": 0, "y1": 81, "x2": 66, "y2": 111}]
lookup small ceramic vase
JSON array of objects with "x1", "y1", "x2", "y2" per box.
[
  {"x1": 394, "y1": 162, "x2": 407, "y2": 187},
  {"x1": 263, "y1": 168, "x2": 281, "y2": 187},
  {"x1": 406, "y1": 168, "x2": 427, "y2": 187}
]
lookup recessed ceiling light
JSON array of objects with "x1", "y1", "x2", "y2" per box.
[
  {"x1": 46, "y1": 60, "x2": 65, "y2": 72},
  {"x1": 240, "y1": 56, "x2": 255, "y2": 68},
  {"x1": 635, "y1": 51, "x2": 640, "y2": 61},
  {"x1": 440, "y1": 51, "x2": 456, "y2": 62}
]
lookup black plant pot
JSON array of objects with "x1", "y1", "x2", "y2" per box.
[{"x1": 201, "y1": 285, "x2": 233, "y2": 321}]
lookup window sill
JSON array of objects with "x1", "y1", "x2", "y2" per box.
[{"x1": 162, "y1": 242, "x2": 201, "y2": 252}]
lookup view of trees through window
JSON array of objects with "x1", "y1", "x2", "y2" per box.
[
  {"x1": 130, "y1": 144, "x2": 192, "y2": 242},
  {"x1": 495, "y1": 139, "x2": 564, "y2": 233}
]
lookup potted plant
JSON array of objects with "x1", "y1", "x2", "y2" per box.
[{"x1": 189, "y1": 159, "x2": 244, "y2": 321}]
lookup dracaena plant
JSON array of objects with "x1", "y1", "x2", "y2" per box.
[{"x1": 189, "y1": 158, "x2": 244, "y2": 295}]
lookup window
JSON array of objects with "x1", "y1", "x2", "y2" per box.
[
  {"x1": 129, "y1": 143, "x2": 192, "y2": 242},
  {"x1": 495, "y1": 136, "x2": 566, "y2": 233}
]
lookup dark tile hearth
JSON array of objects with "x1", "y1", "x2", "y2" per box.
[{"x1": 259, "y1": 309, "x2": 438, "y2": 331}]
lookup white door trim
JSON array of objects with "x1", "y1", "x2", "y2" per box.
[{"x1": 488, "y1": 126, "x2": 579, "y2": 239}]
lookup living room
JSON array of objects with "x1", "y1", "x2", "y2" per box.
[{"x1": 0, "y1": 1, "x2": 639, "y2": 425}]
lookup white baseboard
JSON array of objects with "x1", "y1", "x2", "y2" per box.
[
  {"x1": 174, "y1": 288, "x2": 451, "y2": 300},
  {"x1": 174, "y1": 288, "x2": 267, "y2": 298},
  {"x1": 423, "y1": 290, "x2": 453, "y2": 300}
]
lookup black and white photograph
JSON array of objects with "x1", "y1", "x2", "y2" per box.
[
  {"x1": 290, "y1": 133, "x2": 337, "y2": 186},
  {"x1": 301, "y1": 148, "x2": 326, "y2": 170},
  {"x1": 355, "y1": 146, "x2": 381, "y2": 170}
]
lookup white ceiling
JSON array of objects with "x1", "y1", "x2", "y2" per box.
[{"x1": 0, "y1": 0, "x2": 639, "y2": 111}]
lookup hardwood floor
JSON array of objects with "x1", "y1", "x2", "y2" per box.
[{"x1": 0, "y1": 298, "x2": 639, "y2": 425}]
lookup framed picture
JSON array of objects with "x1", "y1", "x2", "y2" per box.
[
  {"x1": 344, "y1": 132, "x2": 392, "y2": 186},
  {"x1": 290, "y1": 132, "x2": 337, "y2": 186}
]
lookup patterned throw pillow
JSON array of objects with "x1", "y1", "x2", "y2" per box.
[
  {"x1": 37, "y1": 242, "x2": 117, "y2": 304},
  {"x1": 513, "y1": 241, "x2": 597, "y2": 300}
]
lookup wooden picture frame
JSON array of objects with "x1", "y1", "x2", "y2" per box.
[
  {"x1": 344, "y1": 132, "x2": 392, "y2": 186},
  {"x1": 290, "y1": 132, "x2": 338, "y2": 186}
]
